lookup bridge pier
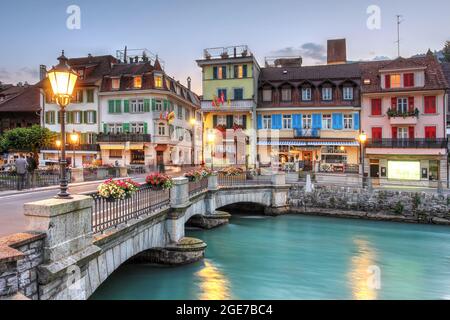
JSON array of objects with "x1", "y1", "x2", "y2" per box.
[{"x1": 265, "y1": 172, "x2": 290, "y2": 216}]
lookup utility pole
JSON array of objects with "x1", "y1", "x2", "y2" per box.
[{"x1": 396, "y1": 15, "x2": 403, "y2": 57}]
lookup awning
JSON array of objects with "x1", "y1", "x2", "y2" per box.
[
  {"x1": 155, "y1": 144, "x2": 168, "y2": 152},
  {"x1": 258, "y1": 140, "x2": 360, "y2": 147},
  {"x1": 100, "y1": 144, "x2": 125, "y2": 150}
]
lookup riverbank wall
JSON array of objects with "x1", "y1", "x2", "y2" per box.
[{"x1": 288, "y1": 185, "x2": 450, "y2": 225}]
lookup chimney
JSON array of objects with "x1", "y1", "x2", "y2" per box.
[
  {"x1": 327, "y1": 39, "x2": 347, "y2": 65},
  {"x1": 39, "y1": 65, "x2": 47, "y2": 81},
  {"x1": 187, "y1": 77, "x2": 192, "y2": 90}
]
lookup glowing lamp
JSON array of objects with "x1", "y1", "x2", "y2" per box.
[{"x1": 47, "y1": 51, "x2": 78, "y2": 107}]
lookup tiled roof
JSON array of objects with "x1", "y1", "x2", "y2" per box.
[
  {"x1": 360, "y1": 55, "x2": 448, "y2": 93},
  {"x1": 259, "y1": 63, "x2": 361, "y2": 83},
  {"x1": 0, "y1": 85, "x2": 40, "y2": 112},
  {"x1": 441, "y1": 62, "x2": 450, "y2": 90}
]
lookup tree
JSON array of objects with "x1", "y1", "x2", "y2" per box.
[
  {"x1": 443, "y1": 41, "x2": 450, "y2": 62},
  {"x1": 0, "y1": 125, "x2": 56, "y2": 158}
]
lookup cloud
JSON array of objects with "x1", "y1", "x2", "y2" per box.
[
  {"x1": 0, "y1": 66, "x2": 39, "y2": 84},
  {"x1": 270, "y1": 42, "x2": 326, "y2": 63}
]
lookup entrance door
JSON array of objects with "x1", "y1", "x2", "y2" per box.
[
  {"x1": 370, "y1": 161, "x2": 380, "y2": 186},
  {"x1": 302, "y1": 151, "x2": 313, "y2": 171},
  {"x1": 157, "y1": 151, "x2": 164, "y2": 166}
]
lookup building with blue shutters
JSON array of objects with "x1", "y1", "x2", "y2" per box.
[{"x1": 256, "y1": 39, "x2": 362, "y2": 173}]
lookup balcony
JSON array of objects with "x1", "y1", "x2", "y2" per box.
[
  {"x1": 97, "y1": 133, "x2": 152, "y2": 143},
  {"x1": 202, "y1": 45, "x2": 251, "y2": 60},
  {"x1": 294, "y1": 129, "x2": 321, "y2": 138},
  {"x1": 367, "y1": 138, "x2": 448, "y2": 149},
  {"x1": 387, "y1": 108, "x2": 419, "y2": 125},
  {"x1": 201, "y1": 99, "x2": 255, "y2": 112}
]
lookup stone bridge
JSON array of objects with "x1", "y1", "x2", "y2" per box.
[{"x1": 0, "y1": 173, "x2": 289, "y2": 300}]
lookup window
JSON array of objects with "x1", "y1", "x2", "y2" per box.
[
  {"x1": 217, "y1": 115, "x2": 226, "y2": 126},
  {"x1": 372, "y1": 127, "x2": 382, "y2": 140},
  {"x1": 158, "y1": 123, "x2": 166, "y2": 136},
  {"x1": 234, "y1": 65, "x2": 247, "y2": 78},
  {"x1": 233, "y1": 88, "x2": 244, "y2": 100},
  {"x1": 343, "y1": 87, "x2": 353, "y2": 100},
  {"x1": 133, "y1": 76, "x2": 142, "y2": 89},
  {"x1": 109, "y1": 150, "x2": 122, "y2": 159},
  {"x1": 73, "y1": 90, "x2": 83, "y2": 103},
  {"x1": 235, "y1": 115, "x2": 244, "y2": 126},
  {"x1": 397, "y1": 98, "x2": 408, "y2": 113},
  {"x1": 343, "y1": 114, "x2": 353, "y2": 129},
  {"x1": 398, "y1": 127, "x2": 408, "y2": 139},
  {"x1": 213, "y1": 66, "x2": 227, "y2": 80},
  {"x1": 425, "y1": 126, "x2": 437, "y2": 139},
  {"x1": 45, "y1": 111, "x2": 56, "y2": 124},
  {"x1": 282, "y1": 114, "x2": 292, "y2": 129},
  {"x1": 107, "y1": 123, "x2": 123, "y2": 134},
  {"x1": 218, "y1": 89, "x2": 227, "y2": 101},
  {"x1": 386, "y1": 74, "x2": 401, "y2": 89},
  {"x1": 322, "y1": 87, "x2": 332, "y2": 101},
  {"x1": 263, "y1": 89, "x2": 272, "y2": 102},
  {"x1": 322, "y1": 114, "x2": 332, "y2": 129},
  {"x1": 131, "y1": 123, "x2": 145, "y2": 134},
  {"x1": 85, "y1": 132, "x2": 96, "y2": 144},
  {"x1": 112, "y1": 78, "x2": 120, "y2": 90},
  {"x1": 86, "y1": 89, "x2": 94, "y2": 103},
  {"x1": 185, "y1": 109, "x2": 190, "y2": 121},
  {"x1": 281, "y1": 88, "x2": 292, "y2": 102},
  {"x1": 73, "y1": 111, "x2": 82, "y2": 124},
  {"x1": 302, "y1": 114, "x2": 312, "y2": 129},
  {"x1": 131, "y1": 99, "x2": 144, "y2": 113},
  {"x1": 404, "y1": 73, "x2": 415, "y2": 87},
  {"x1": 86, "y1": 111, "x2": 96, "y2": 124},
  {"x1": 302, "y1": 87, "x2": 312, "y2": 101},
  {"x1": 424, "y1": 96, "x2": 437, "y2": 114},
  {"x1": 388, "y1": 161, "x2": 420, "y2": 180},
  {"x1": 177, "y1": 105, "x2": 183, "y2": 120},
  {"x1": 155, "y1": 99, "x2": 163, "y2": 111},
  {"x1": 154, "y1": 75, "x2": 163, "y2": 88},
  {"x1": 77, "y1": 69, "x2": 85, "y2": 80},
  {"x1": 176, "y1": 86, "x2": 181, "y2": 95},
  {"x1": 262, "y1": 115, "x2": 271, "y2": 129},
  {"x1": 371, "y1": 99, "x2": 382, "y2": 116},
  {"x1": 165, "y1": 79, "x2": 171, "y2": 90}
]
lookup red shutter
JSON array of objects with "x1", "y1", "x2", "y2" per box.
[
  {"x1": 408, "y1": 126, "x2": 415, "y2": 139},
  {"x1": 385, "y1": 75, "x2": 391, "y2": 89},
  {"x1": 408, "y1": 97, "x2": 415, "y2": 112},
  {"x1": 391, "y1": 127, "x2": 398, "y2": 139},
  {"x1": 425, "y1": 126, "x2": 436, "y2": 139},
  {"x1": 371, "y1": 98, "x2": 382, "y2": 116},
  {"x1": 372, "y1": 127, "x2": 382, "y2": 140},
  {"x1": 424, "y1": 96, "x2": 436, "y2": 114},
  {"x1": 391, "y1": 97, "x2": 397, "y2": 110},
  {"x1": 404, "y1": 73, "x2": 415, "y2": 87}
]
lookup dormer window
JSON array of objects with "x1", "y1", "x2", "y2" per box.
[
  {"x1": 77, "y1": 69, "x2": 85, "y2": 80},
  {"x1": 262, "y1": 89, "x2": 272, "y2": 102},
  {"x1": 322, "y1": 87, "x2": 332, "y2": 101},
  {"x1": 111, "y1": 78, "x2": 120, "y2": 90},
  {"x1": 176, "y1": 86, "x2": 181, "y2": 95},
  {"x1": 133, "y1": 76, "x2": 142, "y2": 89},
  {"x1": 154, "y1": 74, "x2": 163, "y2": 88},
  {"x1": 385, "y1": 74, "x2": 401, "y2": 89},
  {"x1": 281, "y1": 87, "x2": 292, "y2": 102},
  {"x1": 404, "y1": 73, "x2": 415, "y2": 87},
  {"x1": 343, "y1": 87, "x2": 353, "y2": 100},
  {"x1": 301, "y1": 87, "x2": 312, "y2": 101},
  {"x1": 165, "y1": 78, "x2": 171, "y2": 90}
]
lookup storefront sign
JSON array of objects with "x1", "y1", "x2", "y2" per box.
[{"x1": 387, "y1": 161, "x2": 420, "y2": 181}]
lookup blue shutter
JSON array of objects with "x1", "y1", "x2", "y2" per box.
[
  {"x1": 312, "y1": 113, "x2": 322, "y2": 129},
  {"x1": 257, "y1": 115, "x2": 263, "y2": 129},
  {"x1": 332, "y1": 113, "x2": 343, "y2": 130},
  {"x1": 222, "y1": 66, "x2": 227, "y2": 79},
  {"x1": 353, "y1": 112, "x2": 360, "y2": 130},
  {"x1": 292, "y1": 114, "x2": 302, "y2": 129},
  {"x1": 272, "y1": 114, "x2": 282, "y2": 129}
]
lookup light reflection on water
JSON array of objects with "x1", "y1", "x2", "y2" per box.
[
  {"x1": 196, "y1": 260, "x2": 231, "y2": 300},
  {"x1": 348, "y1": 238, "x2": 378, "y2": 300}
]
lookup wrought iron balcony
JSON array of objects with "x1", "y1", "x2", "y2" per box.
[
  {"x1": 97, "y1": 133, "x2": 152, "y2": 143},
  {"x1": 294, "y1": 128, "x2": 321, "y2": 138},
  {"x1": 42, "y1": 144, "x2": 100, "y2": 152},
  {"x1": 367, "y1": 138, "x2": 448, "y2": 149},
  {"x1": 201, "y1": 99, "x2": 255, "y2": 112}
]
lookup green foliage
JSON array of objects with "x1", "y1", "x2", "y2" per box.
[
  {"x1": 412, "y1": 193, "x2": 421, "y2": 210},
  {"x1": 386, "y1": 108, "x2": 419, "y2": 119},
  {"x1": 0, "y1": 125, "x2": 56, "y2": 155},
  {"x1": 443, "y1": 41, "x2": 450, "y2": 62},
  {"x1": 393, "y1": 201, "x2": 404, "y2": 215}
]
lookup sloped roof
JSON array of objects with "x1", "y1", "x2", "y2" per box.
[
  {"x1": 378, "y1": 57, "x2": 425, "y2": 71},
  {"x1": 0, "y1": 85, "x2": 40, "y2": 112},
  {"x1": 442, "y1": 62, "x2": 450, "y2": 90}
]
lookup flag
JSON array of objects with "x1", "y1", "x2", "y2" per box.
[{"x1": 220, "y1": 92, "x2": 225, "y2": 104}]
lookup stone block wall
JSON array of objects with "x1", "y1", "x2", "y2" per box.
[
  {"x1": 0, "y1": 232, "x2": 45, "y2": 300},
  {"x1": 289, "y1": 185, "x2": 450, "y2": 223}
]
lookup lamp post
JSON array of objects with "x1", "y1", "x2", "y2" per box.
[
  {"x1": 70, "y1": 131, "x2": 79, "y2": 168},
  {"x1": 207, "y1": 132, "x2": 215, "y2": 171},
  {"x1": 190, "y1": 118, "x2": 196, "y2": 167},
  {"x1": 55, "y1": 140, "x2": 61, "y2": 162},
  {"x1": 47, "y1": 51, "x2": 78, "y2": 199},
  {"x1": 359, "y1": 131, "x2": 367, "y2": 188}
]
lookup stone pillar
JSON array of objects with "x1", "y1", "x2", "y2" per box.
[
  {"x1": 167, "y1": 177, "x2": 190, "y2": 243},
  {"x1": 207, "y1": 173, "x2": 219, "y2": 191},
  {"x1": 267, "y1": 172, "x2": 289, "y2": 216},
  {"x1": 70, "y1": 168, "x2": 84, "y2": 183},
  {"x1": 170, "y1": 177, "x2": 190, "y2": 208},
  {"x1": 271, "y1": 172, "x2": 286, "y2": 186},
  {"x1": 119, "y1": 166, "x2": 128, "y2": 178}
]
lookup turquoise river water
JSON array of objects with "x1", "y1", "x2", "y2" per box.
[{"x1": 91, "y1": 214, "x2": 450, "y2": 300}]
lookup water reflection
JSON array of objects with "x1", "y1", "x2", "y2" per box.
[
  {"x1": 195, "y1": 260, "x2": 231, "y2": 300},
  {"x1": 348, "y1": 238, "x2": 378, "y2": 300}
]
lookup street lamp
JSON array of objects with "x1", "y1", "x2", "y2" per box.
[
  {"x1": 70, "y1": 131, "x2": 79, "y2": 168},
  {"x1": 359, "y1": 131, "x2": 367, "y2": 188},
  {"x1": 55, "y1": 140, "x2": 61, "y2": 161},
  {"x1": 207, "y1": 132, "x2": 215, "y2": 171},
  {"x1": 47, "y1": 50, "x2": 78, "y2": 198}
]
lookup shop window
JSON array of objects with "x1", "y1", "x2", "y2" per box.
[
  {"x1": 109, "y1": 150, "x2": 122, "y2": 159},
  {"x1": 387, "y1": 161, "x2": 420, "y2": 180}
]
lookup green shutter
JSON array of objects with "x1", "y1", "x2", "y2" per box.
[
  {"x1": 83, "y1": 111, "x2": 88, "y2": 124},
  {"x1": 93, "y1": 110, "x2": 97, "y2": 124},
  {"x1": 144, "y1": 99, "x2": 150, "y2": 112},
  {"x1": 124, "y1": 100, "x2": 130, "y2": 113},
  {"x1": 151, "y1": 99, "x2": 156, "y2": 111},
  {"x1": 108, "y1": 100, "x2": 115, "y2": 113},
  {"x1": 115, "y1": 100, "x2": 122, "y2": 113},
  {"x1": 122, "y1": 123, "x2": 130, "y2": 133},
  {"x1": 143, "y1": 122, "x2": 148, "y2": 134},
  {"x1": 57, "y1": 111, "x2": 61, "y2": 124},
  {"x1": 45, "y1": 112, "x2": 49, "y2": 124},
  {"x1": 213, "y1": 115, "x2": 218, "y2": 127},
  {"x1": 66, "y1": 111, "x2": 71, "y2": 124},
  {"x1": 103, "y1": 123, "x2": 108, "y2": 133},
  {"x1": 163, "y1": 99, "x2": 168, "y2": 111}
]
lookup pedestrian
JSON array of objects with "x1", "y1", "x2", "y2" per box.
[
  {"x1": 27, "y1": 153, "x2": 38, "y2": 187},
  {"x1": 15, "y1": 154, "x2": 28, "y2": 191}
]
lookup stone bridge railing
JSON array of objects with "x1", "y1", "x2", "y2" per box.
[{"x1": 0, "y1": 172, "x2": 289, "y2": 300}]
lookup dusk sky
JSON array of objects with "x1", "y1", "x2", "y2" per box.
[{"x1": 1, "y1": 0, "x2": 449, "y2": 94}]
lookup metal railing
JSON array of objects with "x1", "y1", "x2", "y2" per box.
[
  {"x1": 188, "y1": 178, "x2": 209, "y2": 197},
  {"x1": 91, "y1": 185, "x2": 170, "y2": 234},
  {"x1": 318, "y1": 163, "x2": 359, "y2": 174},
  {"x1": 83, "y1": 167, "x2": 120, "y2": 182},
  {"x1": 0, "y1": 169, "x2": 69, "y2": 191},
  {"x1": 97, "y1": 133, "x2": 152, "y2": 143},
  {"x1": 127, "y1": 166, "x2": 147, "y2": 175},
  {"x1": 367, "y1": 138, "x2": 448, "y2": 149},
  {"x1": 41, "y1": 144, "x2": 100, "y2": 152},
  {"x1": 294, "y1": 128, "x2": 321, "y2": 138},
  {"x1": 218, "y1": 172, "x2": 272, "y2": 187}
]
